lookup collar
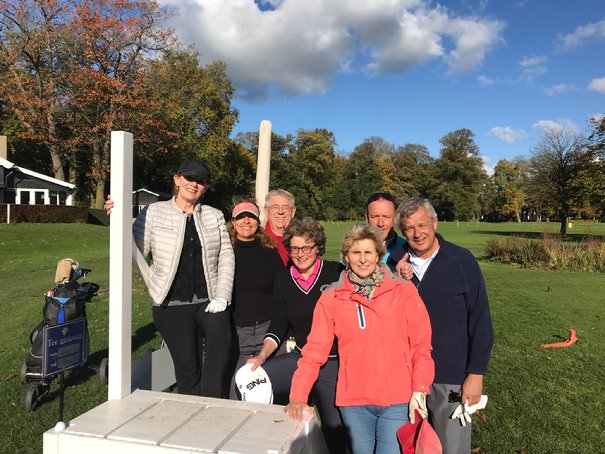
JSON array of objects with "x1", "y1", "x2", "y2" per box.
[
  {"x1": 235, "y1": 238, "x2": 261, "y2": 248},
  {"x1": 291, "y1": 258, "x2": 321, "y2": 281},
  {"x1": 384, "y1": 229, "x2": 397, "y2": 248},
  {"x1": 332, "y1": 264, "x2": 399, "y2": 303},
  {"x1": 265, "y1": 221, "x2": 283, "y2": 238}
]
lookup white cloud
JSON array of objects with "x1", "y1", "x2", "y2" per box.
[
  {"x1": 558, "y1": 19, "x2": 605, "y2": 51},
  {"x1": 519, "y1": 55, "x2": 547, "y2": 68},
  {"x1": 159, "y1": 0, "x2": 504, "y2": 100},
  {"x1": 588, "y1": 77, "x2": 605, "y2": 93},
  {"x1": 543, "y1": 83, "x2": 576, "y2": 96},
  {"x1": 477, "y1": 75, "x2": 494, "y2": 85},
  {"x1": 481, "y1": 155, "x2": 495, "y2": 176},
  {"x1": 487, "y1": 126, "x2": 527, "y2": 143},
  {"x1": 518, "y1": 54, "x2": 547, "y2": 83},
  {"x1": 533, "y1": 119, "x2": 580, "y2": 134}
]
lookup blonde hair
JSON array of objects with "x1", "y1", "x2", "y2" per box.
[{"x1": 340, "y1": 223, "x2": 386, "y2": 262}]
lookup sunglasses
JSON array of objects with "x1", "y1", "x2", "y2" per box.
[{"x1": 182, "y1": 175, "x2": 208, "y2": 185}]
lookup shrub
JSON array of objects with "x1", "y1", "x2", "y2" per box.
[
  {"x1": 0, "y1": 204, "x2": 89, "y2": 223},
  {"x1": 485, "y1": 235, "x2": 605, "y2": 272}
]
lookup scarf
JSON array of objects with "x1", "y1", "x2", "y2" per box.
[{"x1": 348, "y1": 265, "x2": 384, "y2": 300}]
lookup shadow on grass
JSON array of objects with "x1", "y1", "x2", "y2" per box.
[{"x1": 471, "y1": 230, "x2": 604, "y2": 242}]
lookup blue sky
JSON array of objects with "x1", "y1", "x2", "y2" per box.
[{"x1": 159, "y1": 0, "x2": 605, "y2": 173}]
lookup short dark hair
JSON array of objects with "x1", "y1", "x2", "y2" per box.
[
  {"x1": 366, "y1": 192, "x2": 397, "y2": 212},
  {"x1": 282, "y1": 217, "x2": 326, "y2": 256}
]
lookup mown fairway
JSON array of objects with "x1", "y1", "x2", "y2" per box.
[{"x1": 1, "y1": 221, "x2": 603, "y2": 453}]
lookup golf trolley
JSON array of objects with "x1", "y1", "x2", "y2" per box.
[{"x1": 20, "y1": 258, "x2": 108, "y2": 412}]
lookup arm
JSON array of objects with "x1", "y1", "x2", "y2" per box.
[
  {"x1": 464, "y1": 255, "x2": 493, "y2": 404},
  {"x1": 287, "y1": 296, "x2": 335, "y2": 413},
  {"x1": 403, "y1": 283, "x2": 434, "y2": 394},
  {"x1": 246, "y1": 338, "x2": 278, "y2": 371},
  {"x1": 213, "y1": 210, "x2": 235, "y2": 303}
]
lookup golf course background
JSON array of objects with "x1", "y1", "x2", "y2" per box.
[{"x1": 1, "y1": 221, "x2": 603, "y2": 453}]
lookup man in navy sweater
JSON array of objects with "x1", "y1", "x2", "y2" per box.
[{"x1": 392, "y1": 197, "x2": 493, "y2": 454}]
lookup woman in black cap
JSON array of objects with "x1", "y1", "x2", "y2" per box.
[{"x1": 107, "y1": 159, "x2": 235, "y2": 397}]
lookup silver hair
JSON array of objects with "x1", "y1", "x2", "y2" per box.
[
  {"x1": 395, "y1": 197, "x2": 438, "y2": 228},
  {"x1": 265, "y1": 189, "x2": 295, "y2": 207}
]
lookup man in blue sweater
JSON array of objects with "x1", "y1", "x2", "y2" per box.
[
  {"x1": 392, "y1": 197, "x2": 493, "y2": 454},
  {"x1": 365, "y1": 192, "x2": 406, "y2": 269}
]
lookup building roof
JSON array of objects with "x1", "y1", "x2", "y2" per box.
[{"x1": 0, "y1": 156, "x2": 75, "y2": 189}]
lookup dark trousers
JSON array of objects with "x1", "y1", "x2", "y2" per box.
[
  {"x1": 226, "y1": 320, "x2": 271, "y2": 399},
  {"x1": 264, "y1": 351, "x2": 351, "y2": 454},
  {"x1": 153, "y1": 303, "x2": 231, "y2": 397}
]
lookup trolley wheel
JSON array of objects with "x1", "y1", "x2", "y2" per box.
[
  {"x1": 98, "y1": 357, "x2": 108, "y2": 385},
  {"x1": 20, "y1": 362, "x2": 29, "y2": 384},
  {"x1": 24, "y1": 384, "x2": 42, "y2": 412}
]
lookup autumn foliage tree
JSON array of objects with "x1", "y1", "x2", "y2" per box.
[{"x1": 1, "y1": 0, "x2": 178, "y2": 206}]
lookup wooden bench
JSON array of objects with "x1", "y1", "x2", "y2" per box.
[{"x1": 43, "y1": 389, "x2": 328, "y2": 453}]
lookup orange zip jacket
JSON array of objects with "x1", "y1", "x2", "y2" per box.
[{"x1": 290, "y1": 266, "x2": 434, "y2": 407}]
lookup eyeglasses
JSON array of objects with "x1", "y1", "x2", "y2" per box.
[
  {"x1": 182, "y1": 175, "x2": 208, "y2": 185},
  {"x1": 269, "y1": 204, "x2": 293, "y2": 212},
  {"x1": 288, "y1": 244, "x2": 316, "y2": 255}
]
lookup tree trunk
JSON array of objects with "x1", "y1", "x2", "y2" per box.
[{"x1": 560, "y1": 217, "x2": 567, "y2": 239}]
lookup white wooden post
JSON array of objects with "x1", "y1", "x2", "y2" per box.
[
  {"x1": 108, "y1": 131, "x2": 133, "y2": 400},
  {"x1": 255, "y1": 120, "x2": 271, "y2": 224}
]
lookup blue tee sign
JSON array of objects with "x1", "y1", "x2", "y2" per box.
[{"x1": 42, "y1": 318, "x2": 87, "y2": 378}]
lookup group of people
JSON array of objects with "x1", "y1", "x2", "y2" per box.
[{"x1": 108, "y1": 158, "x2": 493, "y2": 454}]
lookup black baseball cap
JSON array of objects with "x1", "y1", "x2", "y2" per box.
[{"x1": 177, "y1": 159, "x2": 211, "y2": 181}]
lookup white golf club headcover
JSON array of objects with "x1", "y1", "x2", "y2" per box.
[{"x1": 235, "y1": 363, "x2": 273, "y2": 404}]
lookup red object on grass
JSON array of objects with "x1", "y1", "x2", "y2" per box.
[
  {"x1": 540, "y1": 329, "x2": 578, "y2": 349},
  {"x1": 397, "y1": 410, "x2": 442, "y2": 454}
]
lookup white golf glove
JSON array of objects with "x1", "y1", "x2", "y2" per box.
[
  {"x1": 450, "y1": 395, "x2": 488, "y2": 427},
  {"x1": 409, "y1": 391, "x2": 428, "y2": 424},
  {"x1": 205, "y1": 298, "x2": 227, "y2": 313}
]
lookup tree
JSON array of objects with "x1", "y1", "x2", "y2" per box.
[
  {"x1": 339, "y1": 142, "x2": 382, "y2": 219},
  {"x1": 432, "y1": 128, "x2": 486, "y2": 221},
  {"x1": 143, "y1": 50, "x2": 241, "y2": 209},
  {"x1": 527, "y1": 128, "x2": 599, "y2": 236},
  {"x1": 0, "y1": 0, "x2": 75, "y2": 180},
  {"x1": 1, "y1": 0, "x2": 176, "y2": 206},
  {"x1": 391, "y1": 143, "x2": 436, "y2": 201},
  {"x1": 492, "y1": 160, "x2": 524, "y2": 222},
  {"x1": 288, "y1": 128, "x2": 336, "y2": 218}
]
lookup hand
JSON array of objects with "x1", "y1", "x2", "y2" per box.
[
  {"x1": 284, "y1": 401, "x2": 314, "y2": 421},
  {"x1": 396, "y1": 253, "x2": 413, "y2": 280},
  {"x1": 246, "y1": 355, "x2": 265, "y2": 371},
  {"x1": 205, "y1": 298, "x2": 227, "y2": 313},
  {"x1": 450, "y1": 395, "x2": 488, "y2": 426},
  {"x1": 461, "y1": 374, "x2": 483, "y2": 407},
  {"x1": 450, "y1": 402, "x2": 472, "y2": 427},
  {"x1": 104, "y1": 195, "x2": 114, "y2": 216},
  {"x1": 409, "y1": 391, "x2": 428, "y2": 423}
]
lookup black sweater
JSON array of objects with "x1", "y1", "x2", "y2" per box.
[
  {"x1": 265, "y1": 260, "x2": 344, "y2": 356},
  {"x1": 391, "y1": 233, "x2": 493, "y2": 384},
  {"x1": 230, "y1": 239, "x2": 285, "y2": 327}
]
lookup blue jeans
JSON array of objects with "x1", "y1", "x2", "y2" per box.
[{"x1": 340, "y1": 404, "x2": 408, "y2": 454}]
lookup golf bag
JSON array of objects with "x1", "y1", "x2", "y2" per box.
[{"x1": 25, "y1": 259, "x2": 99, "y2": 369}]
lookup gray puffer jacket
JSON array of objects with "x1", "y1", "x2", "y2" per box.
[{"x1": 132, "y1": 198, "x2": 235, "y2": 306}]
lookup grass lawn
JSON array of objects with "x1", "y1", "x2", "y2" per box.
[{"x1": 1, "y1": 221, "x2": 604, "y2": 453}]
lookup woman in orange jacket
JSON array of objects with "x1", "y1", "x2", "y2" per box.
[{"x1": 286, "y1": 223, "x2": 434, "y2": 454}]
